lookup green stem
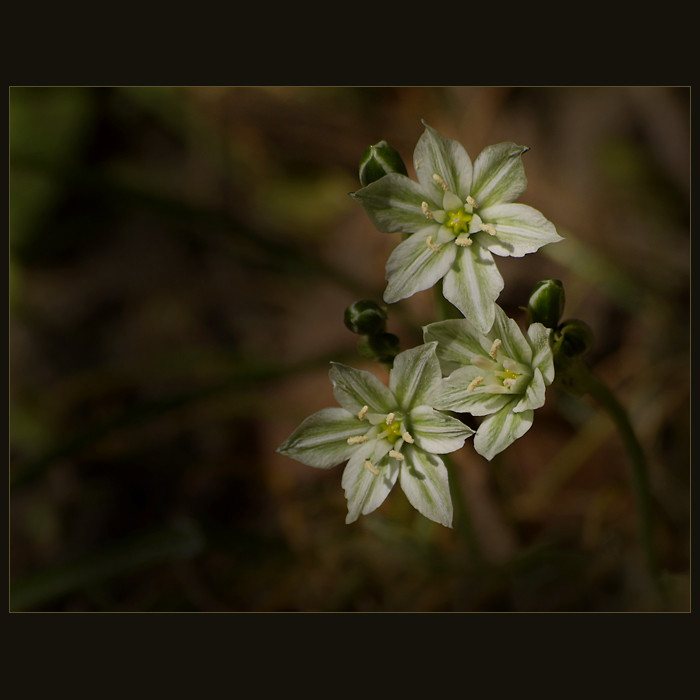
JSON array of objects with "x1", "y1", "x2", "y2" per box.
[{"x1": 559, "y1": 361, "x2": 659, "y2": 585}]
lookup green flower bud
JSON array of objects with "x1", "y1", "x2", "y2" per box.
[
  {"x1": 526, "y1": 279, "x2": 566, "y2": 329},
  {"x1": 554, "y1": 319, "x2": 594, "y2": 359},
  {"x1": 358, "y1": 140, "x2": 408, "y2": 186},
  {"x1": 357, "y1": 332, "x2": 400, "y2": 365},
  {"x1": 344, "y1": 300, "x2": 388, "y2": 336}
]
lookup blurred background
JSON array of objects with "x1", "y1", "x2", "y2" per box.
[{"x1": 9, "y1": 86, "x2": 690, "y2": 612}]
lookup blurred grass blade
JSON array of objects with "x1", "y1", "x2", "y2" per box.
[{"x1": 10, "y1": 518, "x2": 204, "y2": 611}]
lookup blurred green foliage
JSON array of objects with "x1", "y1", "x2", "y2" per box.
[{"x1": 10, "y1": 86, "x2": 690, "y2": 612}]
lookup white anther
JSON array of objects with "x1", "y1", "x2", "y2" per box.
[
  {"x1": 347, "y1": 435, "x2": 369, "y2": 445},
  {"x1": 432, "y1": 173, "x2": 450, "y2": 191},
  {"x1": 385, "y1": 412, "x2": 395, "y2": 425},
  {"x1": 421, "y1": 201, "x2": 434, "y2": 219},
  {"x1": 426, "y1": 235, "x2": 440, "y2": 252},
  {"x1": 482, "y1": 223, "x2": 497, "y2": 236},
  {"x1": 489, "y1": 338, "x2": 502, "y2": 359},
  {"x1": 466, "y1": 195, "x2": 479, "y2": 208},
  {"x1": 467, "y1": 376, "x2": 484, "y2": 393},
  {"x1": 364, "y1": 459, "x2": 379, "y2": 475},
  {"x1": 454, "y1": 235, "x2": 472, "y2": 246},
  {"x1": 358, "y1": 405, "x2": 369, "y2": 420},
  {"x1": 401, "y1": 431, "x2": 414, "y2": 444},
  {"x1": 502, "y1": 378, "x2": 516, "y2": 389},
  {"x1": 389, "y1": 450, "x2": 404, "y2": 461}
]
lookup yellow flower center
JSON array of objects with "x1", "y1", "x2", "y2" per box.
[
  {"x1": 378, "y1": 420, "x2": 403, "y2": 444},
  {"x1": 445, "y1": 207, "x2": 473, "y2": 235}
]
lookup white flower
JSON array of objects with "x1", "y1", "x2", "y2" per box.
[
  {"x1": 424, "y1": 305, "x2": 554, "y2": 460},
  {"x1": 276, "y1": 343, "x2": 474, "y2": 527},
  {"x1": 352, "y1": 121, "x2": 563, "y2": 333}
]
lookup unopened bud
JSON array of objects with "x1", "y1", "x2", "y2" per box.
[
  {"x1": 527, "y1": 279, "x2": 566, "y2": 329},
  {"x1": 357, "y1": 332, "x2": 401, "y2": 365},
  {"x1": 554, "y1": 319, "x2": 594, "y2": 358},
  {"x1": 358, "y1": 140, "x2": 408, "y2": 186},
  {"x1": 344, "y1": 300, "x2": 388, "y2": 336}
]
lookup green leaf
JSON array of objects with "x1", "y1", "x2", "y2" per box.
[
  {"x1": 276, "y1": 407, "x2": 367, "y2": 468},
  {"x1": 398, "y1": 445, "x2": 453, "y2": 528}
]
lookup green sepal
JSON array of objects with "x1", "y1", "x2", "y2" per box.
[
  {"x1": 526, "y1": 279, "x2": 565, "y2": 328},
  {"x1": 359, "y1": 140, "x2": 408, "y2": 186}
]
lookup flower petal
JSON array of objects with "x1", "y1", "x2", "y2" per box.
[
  {"x1": 276, "y1": 407, "x2": 368, "y2": 469},
  {"x1": 408, "y1": 405, "x2": 474, "y2": 454},
  {"x1": 487, "y1": 305, "x2": 533, "y2": 365},
  {"x1": 413, "y1": 122, "x2": 473, "y2": 201},
  {"x1": 398, "y1": 445, "x2": 453, "y2": 528},
  {"x1": 389, "y1": 342, "x2": 442, "y2": 411},
  {"x1": 511, "y1": 368, "x2": 546, "y2": 413},
  {"x1": 329, "y1": 363, "x2": 395, "y2": 416},
  {"x1": 423, "y1": 318, "x2": 493, "y2": 375},
  {"x1": 527, "y1": 322, "x2": 555, "y2": 385},
  {"x1": 351, "y1": 173, "x2": 437, "y2": 234},
  {"x1": 342, "y1": 439, "x2": 398, "y2": 523},
  {"x1": 477, "y1": 203, "x2": 563, "y2": 257},
  {"x1": 384, "y1": 227, "x2": 457, "y2": 304},
  {"x1": 431, "y1": 366, "x2": 513, "y2": 416},
  {"x1": 473, "y1": 404, "x2": 534, "y2": 461},
  {"x1": 470, "y1": 142, "x2": 529, "y2": 209},
  {"x1": 442, "y1": 242, "x2": 504, "y2": 334}
]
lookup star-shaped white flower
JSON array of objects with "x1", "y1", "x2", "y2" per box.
[
  {"x1": 424, "y1": 305, "x2": 554, "y2": 460},
  {"x1": 276, "y1": 343, "x2": 474, "y2": 527},
  {"x1": 352, "y1": 121, "x2": 563, "y2": 333}
]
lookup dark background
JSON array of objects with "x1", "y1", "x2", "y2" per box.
[{"x1": 9, "y1": 86, "x2": 690, "y2": 612}]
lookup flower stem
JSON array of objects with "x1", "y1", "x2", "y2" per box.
[{"x1": 556, "y1": 359, "x2": 659, "y2": 586}]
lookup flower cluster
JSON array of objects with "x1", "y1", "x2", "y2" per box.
[{"x1": 277, "y1": 122, "x2": 562, "y2": 527}]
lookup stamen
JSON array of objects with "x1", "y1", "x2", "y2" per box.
[
  {"x1": 347, "y1": 435, "x2": 369, "y2": 445},
  {"x1": 489, "y1": 338, "x2": 502, "y2": 359},
  {"x1": 358, "y1": 405, "x2": 369, "y2": 420},
  {"x1": 482, "y1": 223, "x2": 497, "y2": 236},
  {"x1": 467, "y1": 376, "x2": 484, "y2": 393},
  {"x1": 466, "y1": 195, "x2": 478, "y2": 208},
  {"x1": 421, "y1": 201, "x2": 434, "y2": 219},
  {"x1": 364, "y1": 459, "x2": 379, "y2": 475},
  {"x1": 385, "y1": 412, "x2": 395, "y2": 425},
  {"x1": 426, "y1": 235, "x2": 440, "y2": 253},
  {"x1": 401, "y1": 431, "x2": 414, "y2": 444},
  {"x1": 502, "y1": 378, "x2": 516, "y2": 389},
  {"x1": 432, "y1": 173, "x2": 450, "y2": 191},
  {"x1": 454, "y1": 235, "x2": 472, "y2": 246},
  {"x1": 389, "y1": 450, "x2": 404, "y2": 461}
]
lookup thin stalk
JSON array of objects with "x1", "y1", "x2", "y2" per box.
[{"x1": 581, "y1": 368, "x2": 659, "y2": 582}]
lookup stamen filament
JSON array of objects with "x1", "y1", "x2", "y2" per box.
[
  {"x1": 426, "y1": 235, "x2": 440, "y2": 252},
  {"x1": 467, "y1": 376, "x2": 484, "y2": 393},
  {"x1": 364, "y1": 459, "x2": 379, "y2": 475},
  {"x1": 347, "y1": 435, "x2": 369, "y2": 445},
  {"x1": 432, "y1": 173, "x2": 450, "y2": 191}
]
